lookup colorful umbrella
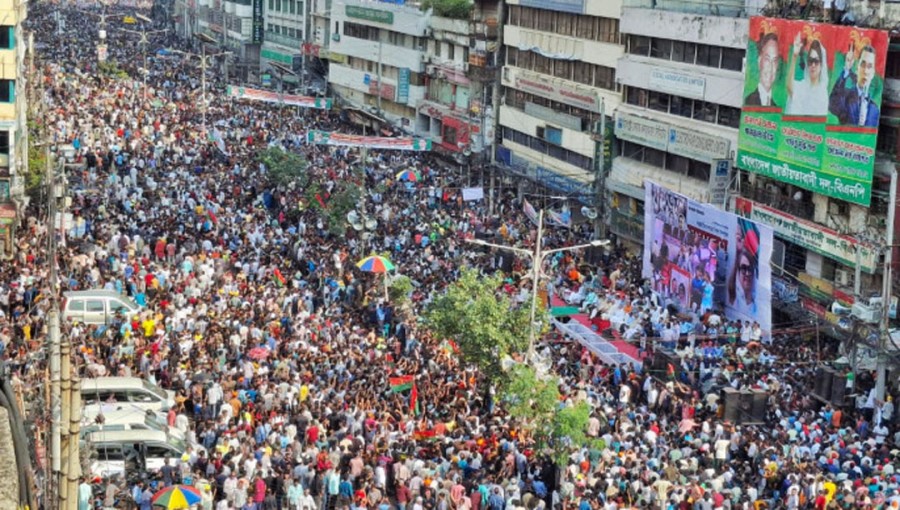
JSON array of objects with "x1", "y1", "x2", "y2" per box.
[
  {"x1": 395, "y1": 169, "x2": 420, "y2": 182},
  {"x1": 356, "y1": 255, "x2": 396, "y2": 273},
  {"x1": 151, "y1": 484, "x2": 202, "y2": 509},
  {"x1": 247, "y1": 347, "x2": 270, "y2": 360}
]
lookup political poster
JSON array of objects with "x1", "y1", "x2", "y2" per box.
[
  {"x1": 306, "y1": 131, "x2": 432, "y2": 151},
  {"x1": 226, "y1": 85, "x2": 333, "y2": 110},
  {"x1": 643, "y1": 182, "x2": 774, "y2": 336},
  {"x1": 737, "y1": 17, "x2": 889, "y2": 206}
]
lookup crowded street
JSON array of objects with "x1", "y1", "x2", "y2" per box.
[{"x1": 3, "y1": 2, "x2": 899, "y2": 510}]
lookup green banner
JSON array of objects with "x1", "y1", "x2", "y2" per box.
[
  {"x1": 345, "y1": 5, "x2": 393, "y2": 24},
  {"x1": 736, "y1": 17, "x2": 889, "y2": 207}
]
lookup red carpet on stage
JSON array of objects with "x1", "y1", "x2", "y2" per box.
[{"x1": 550, "y1": 295, "x2": 643, "y2": 362}]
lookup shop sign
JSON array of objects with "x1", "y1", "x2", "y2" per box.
[{"x1": 514, "y1": 70, "x2": 600, "y2": 113}]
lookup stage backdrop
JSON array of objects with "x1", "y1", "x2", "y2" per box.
[{"x1": 642, "y1": 181, "x2": 774, "y2": 336}]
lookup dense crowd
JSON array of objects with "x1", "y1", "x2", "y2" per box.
[{"x1": 2, "y1": 3, "x2": 899, "y2": 510}]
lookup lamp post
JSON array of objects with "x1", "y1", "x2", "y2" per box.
[
  {"x1": 271, "y1": 62, "x2": 297, "y2": 115},
  {"x1": 466, "y1": 209, "x2": 609, "y2": 359},
  {"x1": 118, "y1": 25, "x2": 168, "y2": 100},
  {"x1": 172, "y1": 37, "x2": 231, "y2": 134}
]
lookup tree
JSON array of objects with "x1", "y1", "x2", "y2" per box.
[
  {"x1": 422, "y1": 0, "x2": 472, "y2": 19},
  {"x1": 423, "y1": 267, "x2": 533, "y2": 381},
  {"x1": 502, "y1": 364, "x2": 603, "y2": 466},
  {"x1": 260, "y1": 147, "x2": 309, "y2": 188}
]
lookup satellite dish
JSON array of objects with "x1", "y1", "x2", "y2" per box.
[
  {"x1": 581, "y1": 206, "x2": 598, "y2": 220},
  {"x1": 364, "y1": 218, "x2": 378, "y2": 230}
]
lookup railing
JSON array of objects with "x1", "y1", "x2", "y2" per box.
[
  {"x1": 742, "y1": 186, "x2": 816, "y2": 222},
  {"x1": 621, "y1": 0, "x2": 755, "y2": 18},
  {"x1": 264, "y1": 32, "x2": 302, "y2": 49}
]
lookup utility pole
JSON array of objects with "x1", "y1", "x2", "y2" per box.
[
  {"x1": 376, "y1": 40, "x2": 383, "y2": 116},
  {"x1": 173, "y1": 38, "x2": 231, "y2": 135},
  {"x1": 120, "y1": 22, "x2": 168, "y2": 101},
  {"x1": 46, "y1": 145, "x2": 61, "y2": 510},
  {"x1": 594, "y1": 99, "x2": 607, "y2": 239},
  {"x1": 877, "y1": 167, "x2": 897, "y2": 401}
]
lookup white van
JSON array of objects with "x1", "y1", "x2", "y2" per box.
[
  {"x1": 80, "y1": 408, "x2": 185, "y2": 442},
  {"x1": 84, "y1": 429, "x2": 189, "y2": 478},
  {"x1": 62, "y1": 290, "x2": 141, "y2": 325},
  {"x1": 81, "y1": 377, "x2": 175, "y2": 420}
]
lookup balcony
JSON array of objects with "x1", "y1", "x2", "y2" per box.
[
  {"x1": 740, "y1": 184, "x2": 815, "y2": 222},
  {"x1": 264, "y1": 32, "x2": 302, "y2": 50}
]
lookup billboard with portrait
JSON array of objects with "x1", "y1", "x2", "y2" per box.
[
  {"x1": 643, "y1": 182, "x2": 774, "y2": 336},
  {"x1": 737, "y1": 17, "x2": 889, "y2": 207}
]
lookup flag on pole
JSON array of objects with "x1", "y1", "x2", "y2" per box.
[
  {"x1": 389, "y1": 375, "x2": 414, "y2": 393},
  {"x1": 410, "y1": 383, "x2": 420, "y2": 416}
]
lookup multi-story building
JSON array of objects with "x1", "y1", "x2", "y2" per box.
[
  {"x1": 0, "y1": 0, "x2": 26, "y2": 259},
  {"x1": 608, "y1": 1, "x2": 746, "y2": 248},
  {"x1": 179, "y1": 0, "x2": 262, "y2": 79},
  {"x1": 495, "y1": 0, "x2": 622, "y2": 208},
  {"x1": 327, "y1": 0, "x2": 429, "y2": 130},
  {"x1": 415, "y1": 0, "x2": 500, "y2": 163},
  {"x1": 260, "y1": 0, "x2": 306, "y2": 85}
]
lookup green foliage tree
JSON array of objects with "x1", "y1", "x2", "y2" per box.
[
  {"x1": 423, "y1": 267, "x2": 532, "y2": 380},
  {"x1": 502, "y1": 364, "x2": 603, "y2": 466},
  {"x1": 388, "y1": 275, "x2": 414, "y2": 306},
  {"x1": 422, "y1": 0, "x2": 472, "y2": 19},
  {"x1": 260, "y1": 147, "x2": 309, "y2": 188}
]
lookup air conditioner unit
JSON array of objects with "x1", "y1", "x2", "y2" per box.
[
  {"x1": 852, "y1": 301, "x2": 882, "y2": 323},
  {"x1": 835, "y1": 268, "x2": 851, "y2": 287}
]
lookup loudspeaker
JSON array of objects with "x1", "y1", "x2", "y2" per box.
[
  {"x1": 721, "y1": 388, "x2": 741, "y2": 423},
  {"x1": 750, "y1": 390, "x2": 768, "y2": 423},
  {"x1": 831, "y1": 372, "x2": 848, "y2": 406},
  {"x1": 815, "y1": 367, "x2": 834, "y2": 401}
]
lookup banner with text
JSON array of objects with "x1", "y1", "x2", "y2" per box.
[
  {"x1": 644, "y1": 182, "x2": 774, "y2": 335},
  {"x1": 226, "y1": 85, "x2": 333, "y2": 110},
  {"x1": 734, "y1": 197, "x2": 877, "y2": 272},
  {"x1": 737, "y1": 17, "x2": 889, "y2": 206},
  {"x1": 306, "y1": 131, "x2": 432, "y2": 151}
]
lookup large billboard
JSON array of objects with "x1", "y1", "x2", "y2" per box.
[
  {"x1": 643, "y1": 182, "x2": 774, "y2": 336},
  {"x1": 737, "y1": 18, "x2": 889, "y2": 207}
]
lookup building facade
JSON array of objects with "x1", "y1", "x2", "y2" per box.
[
  {"x1": 177, "y1": 0, "x2": 262, "y2": 80},
  {"x1": 327, "y1": 0, "x2": 429, "y2": 130},
  {"x1": 415, "y1": 1, "x2": 500, "y2": 163},
  {"x1": 260, "y1": 0, "x2": 306, "y2": 85},
  {"x1": 0, "y1": 0, "x2": 26, "y2": 258},
  {"x1": 495, "y1": 0, "x2": 622, "y2": 207},
  {"x1": 609, "y1": 5, "x2": 746, "y2": 247}
]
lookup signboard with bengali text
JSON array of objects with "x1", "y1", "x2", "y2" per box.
[
  {"x1": 306, "y1": 130, "x2": 432, "y2": 151},
  {"x1": 737, "y1": 17, "x2": 889, "y2": 206},
  {"x1": 226, "y1": 85, "x2": 332, "y2": 109}
]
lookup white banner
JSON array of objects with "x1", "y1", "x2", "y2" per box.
[{"x1": 461, "y1": 187, "x2": 484, "y2": 201}]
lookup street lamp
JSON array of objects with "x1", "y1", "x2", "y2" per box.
[
  {"x1": 170, "y1": 41, "x2": 231, "y2": 133},
  {"x1": 466, "y1": 209, "x2": 610, "y2": 359},
  {"x1": 119, "y1": 26, "x2": 168, "y2": 100}
]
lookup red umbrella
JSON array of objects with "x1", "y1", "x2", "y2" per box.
[{"x1": 247, "y1": 347, "x2": 270, "y2": 360}]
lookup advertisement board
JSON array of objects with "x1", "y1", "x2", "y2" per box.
[
  {"x1": 514, "y1": 70, "x2": 601, "y2": 113},
  {"x1": 643, "y1": 182, "x2": 774, "y2": 336},
  {"x1": 648, "y1": 68, "x2": 706, "y2": 99},
  {"x1": 252, "y1": 0, "x2": 264, "y2": 43},
  {"x1": 737, "y1": 17, "x2": 889, "y2": 206},
  {"x1": 615, "y1": 111, "x2": 731, "y2": 163},
  {"x1": 397, "y1": 68, "x2": 410, "y2": 104}
]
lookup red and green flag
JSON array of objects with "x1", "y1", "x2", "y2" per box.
[
  {"x1": 389, "y1": 375, "x2": 414, "y2": 393},
  {"x1": 410, "y1": 383, "x2": 420, "y2": 416}
]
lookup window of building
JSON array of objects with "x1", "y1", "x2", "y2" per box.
[
  {"x1": 275, "y1": 0, "x2": 281, "y2": 11},
  {"x1": 554, "y1": 60, "x2": 572, "y2": 81},
  {"x1": 670, "y1": 95, "x2": 692, "y2": 118},
  {"x1": 502, "y1": 127, "x2": 593, "y2": 170},
  {"x1": 0, "y1": 131, "x2": 10, "y2": 155},
  {"x1": 671, "y1": 41, "x2": 694, "y2": 64},
  {"x1": 545, "y1": 126, "x2": 563, "y2": 145},
  {"x1": 887, "y1": 51, "x2": 900, "y2": 79},
  {"x1": 651, "y1": 38, "x2": 672, "y2": 60},
  {"x1": 0, "y1": 80, "x2": 14, "y2": 103},
  {"x1": 648, "y1": 91, "x2": 669, "y2": 112},
  {"x1": 448, "y1": 44, "x2": 455, "y2": 61},
  {"x1": 629, "y1": 35, "x2": 650, "y2": 56},
  {"x1": 721, "y1": 47, "x2": 743, "y2": 71},
  {"x1": 696, "y1": 44, "x2": 721, "y2": 67},
  {"x1": 267, "y1": 0, "x2": 273, "y2": 11},
  {"x1": 693, "y1": 101, "x2": 716, "y2": 123},
  {"x1": 717, "y1": 105, "x2": 740, "y2": 128}
]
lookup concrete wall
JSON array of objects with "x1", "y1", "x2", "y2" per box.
[
  {"x1": 620, "y1": 8, "x2": 748, "y2": 49},
  {"x1": 616, "y1": 55, "x2": 744, "y2": 108},
  {"x1": 503, "y1": 25, "x2": 622, "y2": 70}
]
